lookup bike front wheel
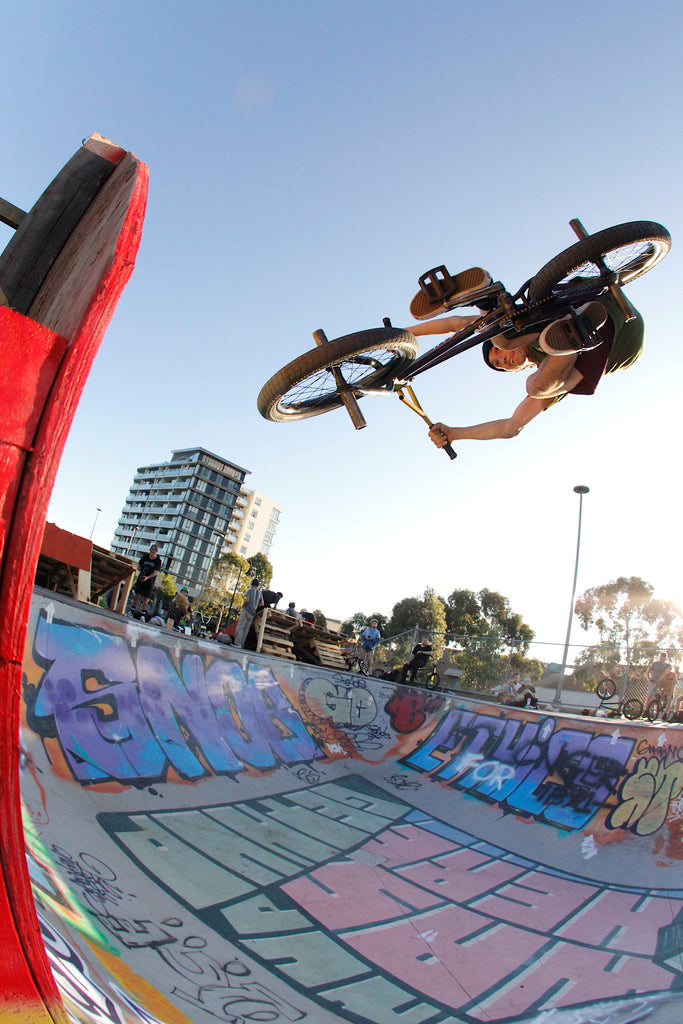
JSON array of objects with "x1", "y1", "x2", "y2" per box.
[
  {"x1": 425, "y1": 670, "x2": 441, "y2": 690},
  {"x1": 646, "y1": 698, "x2": 664, "y2": 722},
  {"x1": 258, "y1": 327, "x2": 418, "y2": 422},
  {"x1": 529, "y1": 221, "x2": 671, "y2": 302},
  {"x1": 596, "y1": 678, "x2": 617, "y2": 701}
]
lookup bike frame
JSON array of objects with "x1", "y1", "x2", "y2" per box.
[
  {"x1": 363, "y1": 276, "x2": 611, "y2": 393},
  {"x1": 406, "y1": 280, "x2": 606, "y2": 380}
]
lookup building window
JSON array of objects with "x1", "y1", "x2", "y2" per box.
[
  {"x1": 239, "y1": 545, "x2": 247, "y2": 554},
  {"x1": 254, "y1": 497, "x2": 262, "y2": 506}
]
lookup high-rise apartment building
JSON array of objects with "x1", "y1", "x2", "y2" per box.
[
  {"x1": 111, "y1": 447, "x2": 249, "y2": 596},
  {"x1": 224, "y1": 488, "x2": 282, "y2": 559}
]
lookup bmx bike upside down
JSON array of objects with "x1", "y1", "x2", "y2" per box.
[{"x1": 257, "y1": 219, "x2": 670, "y2": 459}]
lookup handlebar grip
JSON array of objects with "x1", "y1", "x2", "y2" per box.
[{"x1": 443, "y1": 443, "x2": 457, "y2": 460}]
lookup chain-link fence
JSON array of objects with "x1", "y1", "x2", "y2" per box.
[{"x1": 369, "y1": 628, "x2": 683, "y2": 711}]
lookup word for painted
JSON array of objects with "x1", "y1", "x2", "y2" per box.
[
  {"x1": 26, "y1": 616, "x2": 320, "y2": 784},
  {"x1": 403, "y1": 707, "x2": 636, "y2": 831}
]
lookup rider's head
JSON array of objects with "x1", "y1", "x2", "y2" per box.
[{"x1": 483, "y1": 340, "x2": 532, "y2": 372}]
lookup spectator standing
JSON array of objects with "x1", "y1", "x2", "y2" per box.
[
  {"x1": 131, "y1": 544, "x2": 161, "y2": 615},
  {"x1": 647, "y1": 653, "x2": 677, "y2": 714},
  {"x1": 234, "y1": 579, "x2": 264, "y2": 647},
  {"x1": 358, "y1": 619, "x2": 381, "y2": 674}
]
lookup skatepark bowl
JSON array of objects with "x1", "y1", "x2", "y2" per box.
[
  {"x1": 2, "y1": 134, "x2": 683, "y2": 1023},
  {"x1": 20, "y1": 589, "x2": 683, "y2": 1024}
]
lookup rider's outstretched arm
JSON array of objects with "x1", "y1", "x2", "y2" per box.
[{"x1": 429, "y1": 394, "x2": 554, "y2": 443}]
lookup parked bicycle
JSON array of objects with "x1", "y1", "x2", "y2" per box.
[
  {"x1": 258, "y1": 220, "x2": 670, "y2": 457},
  {"x1": 595, "y1": 676, "x2": 667, "y2": 721},
  {"x1": 414, "y1": 665, "x2": 441, "y2": 690},
  {"x1": 343, "y1": 648, "x2": 369, "y2": 676}
]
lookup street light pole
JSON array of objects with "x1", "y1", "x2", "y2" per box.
[
  {"x1": 124, "y1": 524, "x2": 139, "y2": 557},
  {"x1": 554, "y1": 485, "x2": 589, "y2": 708},
  {"x1": 89, "y1": 507, "x2": 102, "y2": 541}
]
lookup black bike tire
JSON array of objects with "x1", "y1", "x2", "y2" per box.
[
  {"x1": 425, "y1": 671, "x2": 440, "y2": 690},
  {"x1": 528, "y1": 221, "x2": 671, "y2": 302},
  {"x1": 622, "y1": 698, "x2": 644, "y2": 721},
  {"x1": 257, "y1": 328, "x2": 418, "y2": 422},
  {"x1": 596, "y1": 678, "x2": 617, "y2": 701},
  {"x1": 646, "y1": 698, "x2": 663, "y2": 722}
]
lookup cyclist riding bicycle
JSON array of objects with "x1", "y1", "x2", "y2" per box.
[{"x1": 411, "y1": 273, "x2": 644, "y2": 447}]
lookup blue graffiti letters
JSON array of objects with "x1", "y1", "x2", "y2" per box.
[
  {"x1": 403, "y1": 708, "x2": 634, "y2": 830},
  {"x1": 30, "y1": 616, "x2": 320, "y2": 785}
]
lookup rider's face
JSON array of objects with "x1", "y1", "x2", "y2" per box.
[{"x1": 488, "y1": 345, "x2": 530, "y2": 372}]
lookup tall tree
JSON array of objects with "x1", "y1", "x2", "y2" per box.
[
  {"x1": 247, "y1": 552, "x2": 273, "y2": 589},
  {"x1": 575, "y1": 576, "x2": 683, "y2": 667},
  {"x1": 199, "y1": 551, "x2": 250, "y2": 621},
  {"x1": 442, "y1": 588, "x2": 535, "y2": 689},
  {"x1": 385, "y1": 589, "x2": 448, "y2": 655},
  {"x1": 445, "y1": 588, "x2": 534, "y2": 651}
]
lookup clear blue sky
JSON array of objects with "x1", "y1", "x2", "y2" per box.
[{"x1": 4, "y1": 0, "x2": 682, "y2": 656}]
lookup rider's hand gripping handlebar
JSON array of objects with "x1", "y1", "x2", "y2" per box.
[{"x1": 395, "y1": 384, "x2": 457, "y2": 460}]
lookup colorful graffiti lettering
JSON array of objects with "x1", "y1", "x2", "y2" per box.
[
  {"x1": 384, "y1": 689, "x2": 443, "y2": 734},
  {"x1": 27, "y1": 614, "x2": 321, "y2": 785},
  {"x1": 403, "y1": 707, "x2": 635, "y2": 830},
  {"x1": 607, "y1": 756, "x2": 683, "y2": 836}
]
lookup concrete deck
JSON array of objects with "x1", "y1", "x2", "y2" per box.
[{"x1": 20, "y1": 589, "x2": 683, "y2": 1024}]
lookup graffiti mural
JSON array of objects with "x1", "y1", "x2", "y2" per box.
[
  {"x1": 19, "y1": 592, "x2": 683, "y2": 1024},
  {"x1": 27, "y1": 610, "x2": 321, "y2": 784},
  {"x1": 402, "y1": 708, "x2": 636, "y2": 831}
]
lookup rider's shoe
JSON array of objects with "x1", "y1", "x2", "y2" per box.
[
  {"x1": 410, "y1": 267, "x2": 492, "y2": 320},
  {"x1": 538, "y1": 301, "x2": 608, "y2": 356}
]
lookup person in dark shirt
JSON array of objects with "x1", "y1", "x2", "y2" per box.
[
  {"x1": 131, "y1": 544, "x2": 161, "y2": 615},
  {"x1": 401, "y1": 639, "x2": 433, "y2": 684}
]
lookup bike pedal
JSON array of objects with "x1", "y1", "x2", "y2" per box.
[{"x1": 418, "y1": 266, "x2": 456, "y2": 303}]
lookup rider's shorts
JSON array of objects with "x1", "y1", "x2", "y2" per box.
[{"x1": 568, "y1": 316, "x2": 614, "y2": 395}]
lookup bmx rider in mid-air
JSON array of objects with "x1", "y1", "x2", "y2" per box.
[{"x1": 408, "y1": 281, "x2": 644, "y2": 447}]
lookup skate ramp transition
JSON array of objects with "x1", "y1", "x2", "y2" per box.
[{"x1": 21, "y1": 589, "x2": 683, "y2": 1024}]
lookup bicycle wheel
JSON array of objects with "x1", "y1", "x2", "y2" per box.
[
  {"x1": 258, "y1": 327, "x2": 418, "y2": 422},
  {"x1": 622, "y1": 698, "x2": 644, "y2": 720},
  {"x1": 646, "y1": 698, "x2": 663, "y2": 722},
  {"x1": 528, "y1": 222, "x2": 671, "y2": 302},
  {"x1": 425, "y1": 670, "x2": 440, "y2": 690},
  {"x1": 596, "y1": 678, "x2": 617, "y2": 701}
]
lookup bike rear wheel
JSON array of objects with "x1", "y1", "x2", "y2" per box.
[
  {"x1": 258, "y1": 327, "x2": 418, "y2": 422},
  {"x1": 529, "y1": 221, "x2": 671, "y2": 302},
  {"x1": 622, "y1": 698, "x2": 644, "y2": 720}
]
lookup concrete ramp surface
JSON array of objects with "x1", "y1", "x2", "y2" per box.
[{"x1": 21, "y1": 590, "x2": 683, "y2": 1024}]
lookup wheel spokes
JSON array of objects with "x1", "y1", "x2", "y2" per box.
[
  {"x1": 561, "y1": 241, "x2": 658, "y2": 284},
  {"x1": 280, "y1": 349, "x2": 399, "y2": 410}
]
